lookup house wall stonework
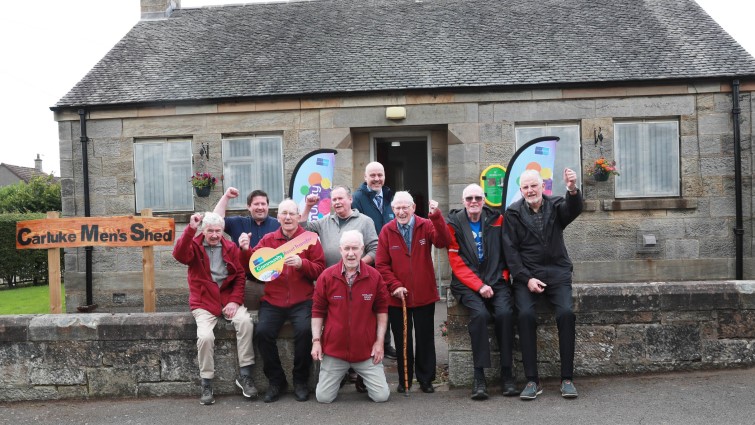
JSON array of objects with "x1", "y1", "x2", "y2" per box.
[{"x1": 55, "y1": 83, "x2": 754, "y2": 312}]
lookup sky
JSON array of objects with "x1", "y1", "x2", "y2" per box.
[{"x1": 0, "y1": 0, "x2": 753, "y2": 177}]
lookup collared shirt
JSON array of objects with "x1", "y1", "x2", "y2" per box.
[
  {"x1": 526, "y1": 203, "x2": 545, "y2": 236},
  {"x1": 341, "y1": 262, "x2": 361, "y2": 288},
  {"x1": 203, "y1": 241, "x2": 228, "y2": 286},
  {"x1": 399, "y1": 215, "x2": 415, "y2": 253}
]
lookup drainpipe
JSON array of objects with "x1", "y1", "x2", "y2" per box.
[
  {"x1": 78, "y1": 109, "x2": 96, "y2": 310},
  {"x1": 731, "y1": 81, "x2": 743, "y2": 280}
]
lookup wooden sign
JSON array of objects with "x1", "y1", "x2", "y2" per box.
[
  {"x1": 16, "y1": 216, "x2": 175, "y2": 249},
  {"x1": 250, "y1": 231, "x2": 319, "y2": 281}
]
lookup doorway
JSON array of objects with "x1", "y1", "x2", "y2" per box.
[{"x1": 375, "y1": 137, "x2": 430, "y2": 217}]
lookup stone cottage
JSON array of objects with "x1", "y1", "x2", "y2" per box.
[{"x1": 52, "y1": 0, "x2": 755, "y2": 312}]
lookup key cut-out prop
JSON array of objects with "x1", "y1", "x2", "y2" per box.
[{"x1": 249, "y1": 231, "x2": 319, "y2": 281}]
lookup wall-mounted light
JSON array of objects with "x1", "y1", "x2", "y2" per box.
[
  {"x1": 391, "y1": 141, "x2": 401, "y2": 147},
  {"x1": 386, "y1": 106, "x2": 406, "y2": 120}
]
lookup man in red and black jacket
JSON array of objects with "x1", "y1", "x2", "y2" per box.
[
  {"x1": 446, "y1": 184, "x2": 516, "y2": 400},
  {"x1": 310, "y1": 230, "x2": 390, "y2": 403}
]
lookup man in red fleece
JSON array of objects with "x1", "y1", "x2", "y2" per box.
[
  {"x1": 310, "y1": 230, "x2": 390, "y2": 403},
  {"x1": 172, "y1": 212, "x2": 256, "y2": 406},
  {"x1": 375, "y1": 191, "x2": 451, "y2": 394},
  {"x1": 241, "y1": 199, "x2": 326, "y2": 403}
]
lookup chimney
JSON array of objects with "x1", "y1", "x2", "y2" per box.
[
  {"x1": 34, "y1": 154, "x2": 43, "y2": 172},
  {"x1": 141, "y1": 0, "x2": 180, "y2": 20}
]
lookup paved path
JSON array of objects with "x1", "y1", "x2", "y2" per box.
[{"x1": 3, "y1": 367, "x2": 755, "y2": 425}]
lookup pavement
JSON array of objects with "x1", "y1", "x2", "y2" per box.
[{"x1": 3, "y1": 301, "x2": 755, "y2": 424}]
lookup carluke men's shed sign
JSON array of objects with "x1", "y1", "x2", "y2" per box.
[{"x1": 16, "y1": 216, "x2": 175, "y2": 249}]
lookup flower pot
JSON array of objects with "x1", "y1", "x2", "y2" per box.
[
  {"x1": 194, "y1": 186, "x2": 211, "y2": 197},
  {"x1": 592, "y1": 172, "x2": 609, "y2": 182}
]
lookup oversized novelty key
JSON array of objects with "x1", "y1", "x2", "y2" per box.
[{"x1": 249, "y1": 231, "x2": 319, "y2": 281}]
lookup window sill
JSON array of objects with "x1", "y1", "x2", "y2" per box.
[{"x1": 602, "y1": 198, "x2": 697, "y2": 211}]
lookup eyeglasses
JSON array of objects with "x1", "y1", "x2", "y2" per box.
[
  {"x1": 464, "y1": 196, "x2": 483, "y2": 202},
  {"x1": 278, "y1": 211, "x2": 298, "y2": 217}
]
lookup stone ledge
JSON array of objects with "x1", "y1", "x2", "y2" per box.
[{"x1": 602, "y1": 198, "x2": 698, "y2": 211}]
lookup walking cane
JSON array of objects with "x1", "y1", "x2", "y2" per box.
[{"x1": 402, "y1": 294, "x2": 409, "y2": 397}]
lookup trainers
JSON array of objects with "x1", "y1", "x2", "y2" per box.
[
  {"x1": 294, "y1": 383, "x2": 309, "y2": 402},
  {"x1": 263, "y1": 381, "x2": 287, "y2": 403},
  {"x1": 520, "y1": 381, "x2": 543, "y2": 400},
  {"x1": 384, "y1": 345, "x2": 397, "y2": 360},
  {"x1": 471, "y1": 377, "x2": 488, "y2": 400},
  {"x1": 561, "y1": 379, "x2": 578, "y2": 398},
  {"x1": 236, "y1": 375, "x2": 258, "y2": 399},
  {"x1": 501, "y1": 379, "x2": 518, "y2": 397},
  {"x1": 200, "y1": 382, "x2": 215, "y2": 405}
]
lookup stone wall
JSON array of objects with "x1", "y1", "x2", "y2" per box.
[
  {"x1": 0, "y1": 311, "x2": 310, "y2": 402},
  {"x1": 447, "y1": 281, "x2": 755, "y2": 387}
]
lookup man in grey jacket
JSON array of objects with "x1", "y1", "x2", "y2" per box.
[{"x1": 303, "y1": 185, "x2": 378, "y2": 267}]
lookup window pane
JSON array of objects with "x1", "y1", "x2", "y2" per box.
[
  {"x1": 223, "y1": 136, "x2": 284, "y2": 209},
  {"x1": 615, "y1": 121, "x2": 679, "y2": 197},
  {"x1": 134, "y1": 139, "x2": 193, "y2": 212},
  {"x1": 515, "y1": 124, "x2": 581, "y2": 186}
]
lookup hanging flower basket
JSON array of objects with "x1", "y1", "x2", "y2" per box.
[
  {"x1": 194, "y1": 186, "x2": 212, "y2": 197},
  {"x1": 190, "y1": 172, "x2": 217, "y2": 197},
  {"x1": 586, "y1": 158, "x2": 619, "y2": 182}
]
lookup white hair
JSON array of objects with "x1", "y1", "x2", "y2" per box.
[
  {"x1": 391, "y1": 191, "x2": 414, "y2": 207},
  {"x1": 340, "y1": 229, "x2": 364, "y2": 247},
  {"x1": 519, "y1": 169, "x2": 544, "y2": 185},
  {"x1": 200, "y1": 212, "x2": 225, "y2": 230}
]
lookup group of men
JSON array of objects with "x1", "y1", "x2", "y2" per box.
[{"x1": 172, "y1": 159, "x2": 582, "y2": 405}]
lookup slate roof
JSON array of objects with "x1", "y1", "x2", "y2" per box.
[
  {"x1": 0, "y1": 164, "x2": 55, "y2": 183},
  {"x1": 54, "y1": 0, "x2": 755, "y2": 109}
]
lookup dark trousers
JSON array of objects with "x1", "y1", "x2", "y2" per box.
[
  {"x1": 453, "y1": 281, "x2": 515, "y2": 380},
  {"x1": 388, "y1": 302, "x2": 436, "y2": 388},
  {"x1": 256, "y1": 300, "x2": 313, "y2": 386},
  {"x1": 513, "y1": 280, "x2": 575, "y2": 381}
]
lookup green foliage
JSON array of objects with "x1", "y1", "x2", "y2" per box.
[
  {"x1": 0, "y1": 284, "x2": 66, "y2": 314},
  {"x1": 0, "y1": 175, "x2": 61, "y2": 213},
  {"x1": 0, "y1": 213, "x2": 55, "y2": 287}
]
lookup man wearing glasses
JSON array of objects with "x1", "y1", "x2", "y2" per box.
[
  {"x1": 446, "y1": 184, "x2": 516, "y2": 400},
  {"x1": 240, "y1": 199, "x2": 326, "y2": 403}
]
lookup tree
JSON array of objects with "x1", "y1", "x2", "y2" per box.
[{"x1": 0, "y1": 175, "x2": 61, "y2": 213}]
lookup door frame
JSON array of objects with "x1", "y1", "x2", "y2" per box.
[{"x1": 369, "y1": 131, "x2": 433, "y2": 202}]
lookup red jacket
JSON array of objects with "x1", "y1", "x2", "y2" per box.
[
  {"x1": 375, "y1": 209, "x2": 451, "y2": 308},
  {"x1": 312, "y1": 261, "x2": 389, "y2": 363},
  {"x1": 242, "y1": 226, "x2": 325, "y2": 308},
  {"x1": 172, "y1": 225, "x2": 246, "y2": 317}
]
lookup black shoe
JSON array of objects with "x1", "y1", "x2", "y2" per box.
[
  {"x1": 263, "y1": 381, "x2": 287, "y2": 403},
  {"x1": 348, "y1": 369, "x2": 358, "y2": 383},
  {"x1": 471, "y1": 377, "x2": 488, "y2": 400},
  {"x1": 397, "y1": 384, "x2": 407, "y2": 393},
  {"x1": 355, "y1": 375, "x2": 368, "y2": 393},
  {"x1": 419, "y1": 382, "x2": 435, "y2": 393},
  {"x1": 384, "y1": 345, "x2": 397, "y2": 360},
  {"x1": 200, "y1": 382, "x2": 215, "y2": 405},
  {"x1": 235, "y1": 374, "x2": 258, "y2": 399},
  {"x1": 294, "y1": 383, "x2": 309, "y2": 402},
  {"x1": 501, "y1": 379, "x2": 518, "y2": 397}
]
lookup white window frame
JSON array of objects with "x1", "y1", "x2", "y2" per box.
[
  {"x1": 614, "y1": 120, "x2": 680, "y2": 198},
  {"x1": 515, "y1": 123, "x2": 582, "y2": 187},
  {"x1": 222, "y1": 134, "x2": 285, "y2": 209},
  {"x1": 133, "y1": 138, "x2": 194, "y2": 212}
]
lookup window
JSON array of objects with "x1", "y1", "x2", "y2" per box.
[
  {"x1": 515, "y1": 123, "x2": 581, "y2": 184},
  {"x1": 222, "y1": 135, "x2": 284, "y2": 209},
  {"x1": 614, "y1": 120, "x2": 679, "y2": 197},
  {"x1": 134, "y1": 139, "x2": 193, "y2": 212}
]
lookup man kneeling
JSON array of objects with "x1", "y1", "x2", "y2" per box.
[{"x1": 310, "y1": 230, "x2": 390, "y2": 403}]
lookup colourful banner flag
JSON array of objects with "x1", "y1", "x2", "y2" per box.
[
  {"x1": 288, "y1": 149, "x2": 338, "y2": 221},
  {"x1": 501, "y1": 136, "x2": 559, "y2": 211}
]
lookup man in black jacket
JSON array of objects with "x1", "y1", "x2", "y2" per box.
[
  {"x1": 447, "y1": 184, "x2": 516, "y2": 400},
  {"x1": 503, "y1": 168, "x2": 582, "y2": 400}
]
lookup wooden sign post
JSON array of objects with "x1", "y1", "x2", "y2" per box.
[{"x1": 16, "y1": 212, "x2": 175, "y2": 313}]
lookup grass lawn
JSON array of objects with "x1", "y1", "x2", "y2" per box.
[{"x1": 0, "y1": 284, "x2": 66, "y2": 314}]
